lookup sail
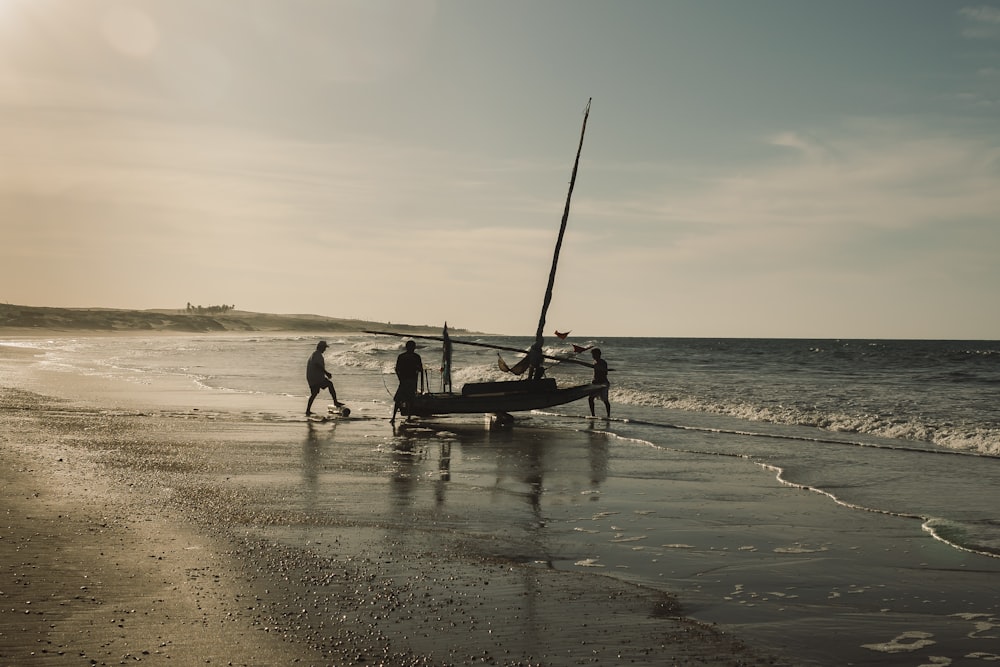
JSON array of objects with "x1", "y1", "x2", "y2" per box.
[{"x1": 498, "y1": 353, "x2": 531, "y2": 376}]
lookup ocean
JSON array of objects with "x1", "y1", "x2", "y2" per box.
[
  {"x1": 4, "y1": 332, "x2": 1000, "y2": 663},
  {"x1": 8, "y1": 333, "x2": 998, "y2": 555}
]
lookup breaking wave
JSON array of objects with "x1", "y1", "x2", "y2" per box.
[{"x1": 610, "y1": 386, "x2": 1000, "y2": 456}]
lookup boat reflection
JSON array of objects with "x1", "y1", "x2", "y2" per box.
[
  {"x1": 382, "y1": 418, "x2": 612, "y2": 657},
  {"x1": 387, "y1": 417, "x2": 610, "y2": 535}
]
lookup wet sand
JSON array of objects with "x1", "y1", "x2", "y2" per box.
[{"x1": 0, "y1": 358, "x2": 782, "y2": 666}]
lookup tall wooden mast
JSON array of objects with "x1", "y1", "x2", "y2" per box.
[{"x1": 534, "y1": 98, "x2": 592, "y2": 344}]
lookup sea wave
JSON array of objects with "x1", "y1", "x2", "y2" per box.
[{"x1": 610, "y1": 386, "x2": 1000, "y2": 456}]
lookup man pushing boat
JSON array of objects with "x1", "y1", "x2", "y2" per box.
[
  {"x1": 588, "y1": 348, "x2": 611, "y2": 418},
  {"x1": 392, "y1": 340, "x2": 424, "y2": 422}
]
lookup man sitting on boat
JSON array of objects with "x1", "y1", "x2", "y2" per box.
[
  {"x1": 392, "y1": 340, "x2": 424, "y2": 422},
  {"x1": 527, "y1": 340, "x2": 546, "y2": 380}
]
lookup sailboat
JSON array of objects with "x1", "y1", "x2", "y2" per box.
[{"x1": 368, "y1": 99, "x2": 604, "y2": 420}]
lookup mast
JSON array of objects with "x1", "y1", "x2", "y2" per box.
[{"x1": 534, "y1": 98, "x2": 592, "y2": 343}]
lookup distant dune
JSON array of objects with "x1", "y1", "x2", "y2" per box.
[{"x1": 0, "y1": 304, "x2": 468, "y2": 335}]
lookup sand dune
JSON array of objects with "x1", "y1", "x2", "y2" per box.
[{"x1": 0, "y1": 303, "x2": 462, "y2": 335}]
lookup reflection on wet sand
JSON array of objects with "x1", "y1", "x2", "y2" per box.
[
  {"x1": 383, "y1": 419, "x2": 611, "y2": 549},
  {"x1": 376, "y1": 419, "x2": 616, "y2": 659},
  {"x1": 302, "y1": 420, "x2": 337, "y2": 514},
  {"x1": 276, "y1": 418, "x2": 718, "y2": 664}
]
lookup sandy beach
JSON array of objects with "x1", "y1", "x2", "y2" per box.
[{"x1": 1, "y1": 338, "x2": 782, "y2": 666}]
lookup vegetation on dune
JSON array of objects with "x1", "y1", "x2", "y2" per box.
[
  {"x1": 0, "y1": 303, "x2": 470, "y2": 335},
  {"x1": 185, "y1": 303, "x2": 237, "y2": 314}
]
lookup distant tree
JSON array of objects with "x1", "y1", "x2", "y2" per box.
[{"x1": 184, "y1": 303, "x2": 235, "y2": 315}]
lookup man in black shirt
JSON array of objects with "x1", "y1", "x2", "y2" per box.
[
  {"x1": 306, "y1": 340, "x2": 344, "y2": 416},
  {"x1": 393, "y1": 340, "x2": 423, "y2": 422}
]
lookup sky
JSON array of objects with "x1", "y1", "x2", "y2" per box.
[{"x1": 1, "y1": 0, "x2": 999, "y2": 339}]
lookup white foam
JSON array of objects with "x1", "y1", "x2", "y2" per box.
[
  {"x1": 608, "y1": 386, "x2": 1000, "y2": 456},
  {"x1": 861, "y1": 631, "x2": 935, "y2": 653}
]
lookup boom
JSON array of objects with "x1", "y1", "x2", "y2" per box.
[{"x1": 364, "y1": 329, "x2": 597, "y2": 369}]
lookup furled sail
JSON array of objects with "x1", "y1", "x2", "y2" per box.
[
  {"x1": 497, "y1": 353, "x2": 531, "y2": 376},
  {"x1": 442, "y1": 323, "x2": 453, "y2": 393}
]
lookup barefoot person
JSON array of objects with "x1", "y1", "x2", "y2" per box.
[
  {"x1": 588, "y1": 348, "x2": 611, "y2": 418},
  {"x1": 392, "y1": 340, "x2": 424, "y2": 422},
  {"x1": 306, "y1": 341, "x2": 343, "y2": 416}
]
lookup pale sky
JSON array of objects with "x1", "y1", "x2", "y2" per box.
[{"x1": 2, "y1": 1, "x2": 999, "y2": 338}]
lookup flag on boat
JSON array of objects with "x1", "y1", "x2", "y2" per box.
[{"x1": 442, "y1": 323, "x2": 453, "y2": 393}]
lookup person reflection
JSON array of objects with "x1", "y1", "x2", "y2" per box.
[
  {"x1": 389, "y1": 437, "x2": 419, "y2": 511},
  {"x1": 586, "y1": 423, "x2": 610, "y2": 499},
  {"x1": 435, "y1": 441, "x2": 451, "y2": 505},
  {"x1": 302, "y1": 420, "x2": 335, "y2": 513}
]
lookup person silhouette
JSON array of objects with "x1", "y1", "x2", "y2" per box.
[
  {"x1": 392, "y1": 340, "x2": 424, "y2": 422},
  {"x1": 588, "y1": 347, "x2": 611, "y2": 418},
  {"x1": 306, "y1": 340, "x2": 343, "y2": 416},
  {"x1": 527, "y1": 339, "x2": 546, "y2": 380}
]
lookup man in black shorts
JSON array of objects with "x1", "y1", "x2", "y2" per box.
[
  {"x1": 588, "y1": 348, "x2": 611, "y2": 418},
  {"x1": 306, "y1": 340, "x2": 344, "y2": 416}
]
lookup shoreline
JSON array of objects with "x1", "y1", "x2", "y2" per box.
[{"x1": 0, "y1": 385, "x2": 783, "y2": 666}]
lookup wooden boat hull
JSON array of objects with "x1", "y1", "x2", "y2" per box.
[{"x1": 401, "y1": 380, "x2": 605, "y2": 417}]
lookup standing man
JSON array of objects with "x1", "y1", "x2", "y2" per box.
[
  {"x1": 393, "y1": 340, "x2": 424, "y2": 422},
  {"x1": 306, "y1": 340, "x2": 344, "y2": 416},
  {"x1": 588, "y1": 347, "x2": 611, "y2": 419}
]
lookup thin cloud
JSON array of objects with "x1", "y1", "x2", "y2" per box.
[
  {"x1": 959, "y1": 6, "x2": 1000, "y2": 38},
  {"x1": 560, "y1": 118, "x2": 1000, "y2": 314},
  {"x1": 613, "y1": 119, "x2": 999, "y2": 234},
  {"x1": 959, "y1": 6, "x2": 1000, "y2": 23}
]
